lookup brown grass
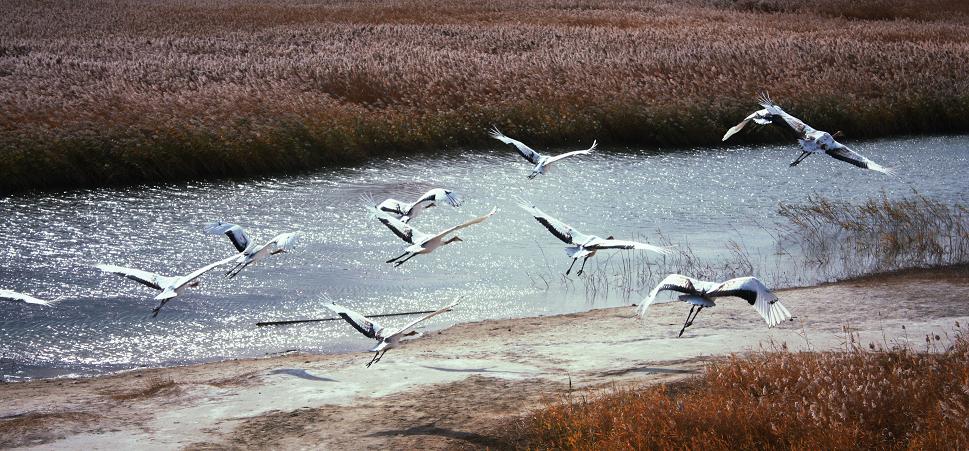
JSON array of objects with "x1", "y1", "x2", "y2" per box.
[
  {"x1": 107, "y1": 375, "x2": 179, "y2": 401},
  {"x1": 2, "y1": 0, "x2": 969, "y2": 192},
  {"x1": 0, "y1": 411, "x2": 99, "y2": 448},
  {"x1": 510, "y1": 327, "x2": 969, "y2": 449}
]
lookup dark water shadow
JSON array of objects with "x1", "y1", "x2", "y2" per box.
[
  {"x1": 268, "y1": 368, "x2": 336, "y2": 382},
  {"x1": 367, "y1": 422, "x2": 506, "y2": 449},
  {"x1": 599, "y1": 366, "x2": 698, "y2": 377}
]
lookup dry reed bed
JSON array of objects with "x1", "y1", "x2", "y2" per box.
[
  {"x1": 2, "y1": 0, "x2": 969, "y2": 192},
  {"x1": 510, "y1": 328, "x2": 969, "y2": 449}
]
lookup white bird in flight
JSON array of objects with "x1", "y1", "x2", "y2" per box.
[
  {"x1": 723, "y1": 93, "x2": 894, "y2": 174},
  {"x1": 324, "y1": 299, "x2": 460, "y2": 367},
  {"x1": 365, "y1": 188, "x2": 463, "y2": 223},
  {"x1": 368, "y1": 205, "x2": 497, "y2": 267},
  {"x1": 96, "y1": 253, "x2": 239, "y2": 317},
  {"x1": 204, "y1": 222, "x2": 300, "y2": 278},
  {"x1": 638, "y1": 274, "x2": 793, "y2": 337},
  {"x1": 489, "y1": 126, "x2": 597, "y2": 179},
  {"x1": 0, "y1": 289, "x2": 58, "y2": 306},
  {"x1": 518, "y1": 199, "x2": 672, "y2": 276}
]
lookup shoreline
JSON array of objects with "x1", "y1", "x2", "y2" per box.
[{"x1": 2, "y1": 265, "x2": 968, "y2": 449}]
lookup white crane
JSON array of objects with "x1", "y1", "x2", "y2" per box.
[
  {"x1": 204, "y1": 222, "x2": 300, "y2": 278},
  {"x1": 0, "y1": 289, "x2": 58, "y2": 306},
  {"x1": 324, "y1": 299, "x2": 460, "y2": 367},
  {"x1": 638, "y1": 274, "x2": 793, "y2": 337},
  {"x1": 96, "y1": 253, "x2": 239, "y2": 317},
  {"x1": 518, "y1": 199, "x2": 672, "y2": 275},
  {"x1": 489, "y1": 126, "x2": 597, "y2": 178},
  {"x1": 365, "y1": 188, "x2": 463, "y2": 223},
  {"x1": 723, "y1": 93, "x2": 894, "y2": 174},
  {"x1": 368, "y1": 205, "x2": 497, "y2": 267}
]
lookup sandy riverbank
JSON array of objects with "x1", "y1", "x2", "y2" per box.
[{"x1": 2, "y1": 265, "x2": 967, "y2": 449}]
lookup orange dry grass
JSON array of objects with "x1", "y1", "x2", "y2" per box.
[
  {"x1": 514, "y1": 331, "x2": 969, "y2": 449},
  {"x1": 2, "y1": 0, "x2": 969, "y2": 192}
]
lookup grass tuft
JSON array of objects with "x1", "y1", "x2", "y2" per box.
[
  {"x1": 108, "y1": 375, "x2": 179, "y2": 401},
  {"x1": 511, "y1": 328, "x2": 969, "y2": 449}
]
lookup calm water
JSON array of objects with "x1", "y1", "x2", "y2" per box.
[{"x1": 1, "y1": 135, "x2": 967, "y2": 380}]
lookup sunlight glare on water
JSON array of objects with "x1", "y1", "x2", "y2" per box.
[{"x1": 1, "y1": 135, "x2": 967, "y2": 380}]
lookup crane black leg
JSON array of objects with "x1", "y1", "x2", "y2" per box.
[
  {"x1": 576, "y1": 256, "x2": 592, "y2": 275},
  {"x1": 790, "y1": 151, "x2": 811, "y2": 167},
  {"x1": 386, "y1": 252, "x2": 409, "y2": 263},
  {"x1": 687, "y1": 306, "x2": 704, "y2": 328},
  {"x1": 151, "y1": 298, "x2": 170, "y2": 318},
  {"x1": 393, "y1": 253, "x2": 418, "y2": 267},
  {"x1": 565, "y1": 258, "x2": 578, "y2": 275},
  {"x1": 678, "y1": 305, "x2": 696, "y2": 337},
  {"x1": 366, "y1": 352, "x2": 379, "y2": 367}
]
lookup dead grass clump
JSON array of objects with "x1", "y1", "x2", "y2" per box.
[
  {"x1": 108, "y1": 375, "x2": 180, "y2": 401},
  {"x1": 0, "y1": 411, "x2": 98, "y2": 448},
  {"x1": 512, "y1": 330, "x2": 969, "y2": 449}
]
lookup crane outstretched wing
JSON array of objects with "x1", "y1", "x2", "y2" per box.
[
  {"x1": 96, "y1": 264, "x2": 173, "y2": 290},
  {"x1": 385, "y1": 300, "x2": 461, "y2": 340},
  {"x1": 323, "y1": 302, "x2": 384, "y2": 340},
  {"x1": 588, "y1": 238, "x2": 672, "y2": 255},
  {"x1": 489, "y1": 126, "x2": 543, "y2": 164},
  {"x1": 723, "y1": 109, "x2": 769, "y2": 141},
  {"x1": 427, "y1": 208, "x2": 497, "y2": 242},
  {"x1": 173, "y1": 253, "x2": 240, "y2": 287},
  {"x1": 267, "y1": 232, "x2": 300, "y2": 253},
  {"x1": 517, "y1": 199, "x2": 589, "y2": 245},
  {"x1": 414, "y1": 188, "x2": 463, "y2": 208},
  {"x1": 368, "y1": 206, "x2": 426, "y2": 244},
  {"x1": 0, "y1": 289, "x2": 55, "y2": 306},
  {"x1": 825, "y1": 146, "x2": 895, "y2": 175},
  {"x1": 709, "y1": 277, "x2": 792, "y2": 328},
  {"x1": 757, "y1": 94, "x2": 815, "y2": 139},
  {"x1": 545, "y1": 140, "x2": 597, "y2": 164},
  {"x1": 205, "y1": 222, "x2": 252, "y2": 253}
]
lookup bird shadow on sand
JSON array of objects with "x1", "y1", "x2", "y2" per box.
[
  {"x1": 366, "y1": 422, "x2": 505, "y2": 449},
  {"x1": 419, "y1": 365, "x2": 534, "y2": 376},
  {"x1": 268, "y1": 368, "x2": 336, "y2": 382}
]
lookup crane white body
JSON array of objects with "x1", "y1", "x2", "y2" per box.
[
  {"x1": 96, "y1": 253, "x2": 239, "y2": 317},
  {"x1": 489, "y1": 126, "x2": 597, "y2": 178},
  {"x1": 518, "y1": 199, "x2": 671, "y2": 275},
  {"x1": 639, "y1": 274, "x2": 793, "y2": 336},
  {"x1": 369, "y1": 188, "x2": 463, "y2": 223},
  {"x1": 205, "y1": 222, "x2": 299, "y2": 278},
  {"x1": 368, "y1": 205, "x2": 496, "y2": 266},
  {"x1": 324, "y1": 299, "x2": 460, "y2": 366},
  {"x1": 723, "y1": 94, "x2": 894, "y2": 174}
]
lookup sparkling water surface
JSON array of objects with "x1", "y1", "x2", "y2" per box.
[{"x1": 1, "y1": 135, "x2": 967, "y2": 380}]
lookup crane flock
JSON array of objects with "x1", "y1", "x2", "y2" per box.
[{"x1": 3, "y1": 93, "x2": 895, "y2": 367}]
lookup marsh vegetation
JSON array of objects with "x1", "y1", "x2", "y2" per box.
[
  {"x1": 2, "y1": 0, "x2": 968, "y2": 192},
  {"x1": 510, "y1": 326, "x2": 969, "y2": 449},
  {"x1": 575, "y1": 192, "x2": 969, "y2": 302}
]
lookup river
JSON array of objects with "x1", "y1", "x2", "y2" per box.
[{"x1": 1, "y1": 135, "x2": 966, "y2": 380}]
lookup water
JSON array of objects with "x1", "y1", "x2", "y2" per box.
[{"x1": 1, "y1": 135, "x2": 967, "y2": 380}]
